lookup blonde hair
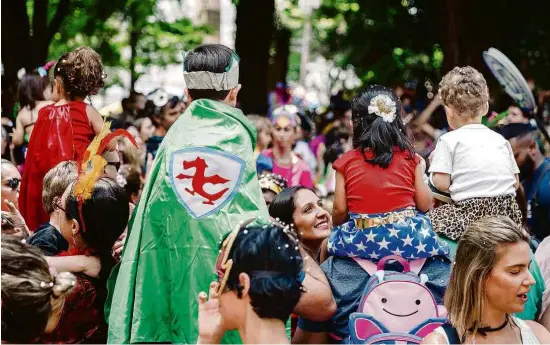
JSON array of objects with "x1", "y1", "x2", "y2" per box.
[
  {"x1": 1, "y1": 237, "x2": 76, "y2": 342},
  {"x1": 439, "y1": 66, "x2": 489, "y2": 118},
  {"x1": 119, "y1": 137, "x2": 141, "y2": 170},
  {"x1": 247, "y1": 114, "x2": 272, "y2": 134},
  {"x1": 42, "y1": 161, "x2": 77, "y2": 213},
  {"x1": 445, "y1": 216, "x2": 530, "y2": 338}
]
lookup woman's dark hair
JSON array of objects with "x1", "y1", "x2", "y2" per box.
[
  {"x1": 351, "y1": 85, "x2": 414, "y2": 168},
  {"x1": 17, "y1": 73, "x2": 48, "y2": 109},
  {"x1": 54, "y1": 46, "x2": 105, "y2": 100},
  {"x1": 65, "y1": 178, "x2": 128, "y2": 313},
  {"x1": 222, "y1": 222, "x2": 303, "y2": 322},
  {"x1": 1, "y1": 237, "x2": 75, "y2": 343},
  {"x1": 66, "y1": 177, "x2": 128, "y2": 279},
  {"x1": 184, "y1": 44, "x2": 234, "y2": 101},
  {"x1": 269, "y1": 186, "x2": 313, "y2": 227}
]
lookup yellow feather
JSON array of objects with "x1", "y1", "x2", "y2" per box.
[
  {"x1": 74, "y1": 155, "x2": 107, "y2": 201},
  {"x1": 80, "y1": 119, "x2": 112, "y2": 170}
]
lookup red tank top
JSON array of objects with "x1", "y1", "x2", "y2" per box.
[
  {"x1": 20, "y1": 101, "x2": 94, "y2": 231},
  {"x1": 333, "y1": 148, "x2": 419, "y2": 214}
]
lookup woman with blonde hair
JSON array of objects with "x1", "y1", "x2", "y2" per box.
[{"x1": 422, "y1": 217, "x2": 550, "y2": 344}]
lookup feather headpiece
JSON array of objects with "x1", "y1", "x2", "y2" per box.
[{"x1": 73, "y1": 118, "x2": 137, "y2": 231}]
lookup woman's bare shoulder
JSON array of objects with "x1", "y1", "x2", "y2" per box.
[{"x1": 421, "y1": 331, "x2": 448, "y2": 345}]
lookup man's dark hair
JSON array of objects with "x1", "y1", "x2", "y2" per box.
[
  {"x1": 222, "y1": 223, "x2": 303, "y2": 322},
  {"x1": 184, "y1": 44, "x2": 234, "y2": 101},
  {"x1": 495, "y1": 123, "x2": 537, "y2": 141}
]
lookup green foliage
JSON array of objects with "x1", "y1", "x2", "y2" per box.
[{"x1": 44, "y1": 0, "x2": 211, "y2": 88}]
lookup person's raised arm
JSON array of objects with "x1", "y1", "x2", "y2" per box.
[
  {"x1": 86, "y1": 104, "x2": 105, "y2": 135},
  {"x1": 414, "y1": 96, "x2": 442, "y2": 127},
  {"x1": 332, "y1": 171, "x2": 348, "y2": 226},
  {"x1": 293, "y1": 248, "x2": 336, "y2": 322}
]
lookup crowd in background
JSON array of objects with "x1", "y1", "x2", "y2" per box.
[{"x1": 2, "y1": 43, "x2": 550, "y2": 345}]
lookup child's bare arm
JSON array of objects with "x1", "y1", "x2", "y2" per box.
[
  {"x1": 432, "y1": 172, "x2": 451, "y2": 192},
  {"x1": 86, "y1": 104, "x2": 105, "y2": 135},
  {"x1": 414, "y1": 159, "x2": 433, "y2": 212},
  {"x1": 46, "y1": 255, "x2": 101, "y2": 278},
  {"x1": 332, "y1": 171, "x2": 348, "y2": 226}
]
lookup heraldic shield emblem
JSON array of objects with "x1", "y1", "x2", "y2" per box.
[{"x1": 169, "y1": 147, "x2": 245, "y2": 219}]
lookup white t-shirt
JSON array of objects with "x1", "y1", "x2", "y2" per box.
[{"x1": 428, "y1": 124, "x2": 519, "y2": 202}]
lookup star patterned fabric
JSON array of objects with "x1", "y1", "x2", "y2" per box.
[{"x1": 327, "y1": 209, "x2": 449, "y2": 261}]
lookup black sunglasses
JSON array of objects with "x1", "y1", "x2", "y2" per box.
[
  {"x1": 2, "y1": 178, "x2": 20, "y2": 191},
  {"x1": 106, "y1": 161, "x2": 121, "y2": 172}
]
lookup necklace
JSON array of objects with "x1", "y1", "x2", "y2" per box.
[{"x1": 473, "y1": 315, "x2": 509, "y2": 336}]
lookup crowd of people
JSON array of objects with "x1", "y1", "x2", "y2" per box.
[{"x1": 1, "y1": 42, "x2": 550, "y2": 345}]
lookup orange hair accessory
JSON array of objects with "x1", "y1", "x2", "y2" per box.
[{"x1": 72, "y1": 118, "x2": 138, "y2": 233}]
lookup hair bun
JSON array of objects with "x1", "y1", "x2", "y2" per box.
[{"x1": 51, "y1": 271, "x2": 76, "y2": 298}]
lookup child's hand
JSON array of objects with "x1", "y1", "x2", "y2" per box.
[
  {"x1": 112, "y1": 230, "x2": 127, "y2": 262},
  {"x1": 197, "y1": 282, "x2": 226, "y2": 344},
  {"x1": 416, "y1": 154, "x2": 427, "y2": 174}
]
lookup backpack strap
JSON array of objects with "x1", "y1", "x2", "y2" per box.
[
  {"x1": 354, "y1": 256, "x2": 427, "y2": 275},
  {"x1": 440, "y1": 323, "x2": 462, "y2": 344}
]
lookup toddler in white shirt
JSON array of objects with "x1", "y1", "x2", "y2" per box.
[{"x1": 428, "y1": 66, "x2": 522, "y2": 240}]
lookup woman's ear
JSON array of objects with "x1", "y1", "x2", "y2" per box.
[
  {"x1": 71, "y1": 218, "x2": 80, "y2": 236},
  {"x1": 238, "y1": 272, "x2": 250, "y2": 298}
]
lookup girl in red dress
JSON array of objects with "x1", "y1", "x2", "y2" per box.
[
  {"x1": 20, "y1": 46, "x2": 105, "y2": 232},
  {"x1": 327, "y1": 85, "x2": 449, "y2": 263}
]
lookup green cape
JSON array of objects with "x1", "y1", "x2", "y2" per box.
[{"x1": 105, "y1": 99, "x2": 269, "y2": 343}]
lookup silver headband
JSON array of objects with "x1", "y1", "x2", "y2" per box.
[{"x1": 183, "y1": 52, "x2": 239, "y2": 91}]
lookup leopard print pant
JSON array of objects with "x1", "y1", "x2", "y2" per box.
[{"x1": 428, "y1": 194, "x2": 523, "y2": 240}]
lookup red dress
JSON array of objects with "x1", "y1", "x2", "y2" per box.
[
  {"x1": 19, "y1": 101, "x2": 93, "y2": 231},
  {"x1": 333, "y1": 148, "x2": 419, "y2": 214}
]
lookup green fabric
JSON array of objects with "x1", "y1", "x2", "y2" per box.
[
  {"x1": 440, "y1": 236, "x2": 545, "y2": 320},
  {"x1": 105, "y1": 99, "x2": 269, "y2": 344}
]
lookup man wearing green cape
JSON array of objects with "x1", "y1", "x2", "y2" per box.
[{"x1": 106, "y1": 44, "x2": 269, "y2": 343}]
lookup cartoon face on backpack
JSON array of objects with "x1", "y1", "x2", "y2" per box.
[
  {"x1": 349, "y1": 256, "x2": 448, "y2": 344},
  {"x1": 359, "y1": 271, "x2": 445, "y2": 333}
]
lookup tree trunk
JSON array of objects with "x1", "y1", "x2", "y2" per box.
[
  {"x1": 234, "y1": 0, "x2": 275, "y2": 115},
  {"x1": 129, "y1": 19, "x2": 139, "y2": 92},
  {"x1": 268, "y1": 27, "x2": 291, "y2": 92},
  {"x1": 1, "y1": 0, "x2": 31, "y2": 116}
]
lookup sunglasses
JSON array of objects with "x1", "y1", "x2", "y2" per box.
[
  {"x1": 2, "y1": 178, "x2": 20, "y2": 191},
  {"x1": 106, "y1": 161, "x2": 121, "y2": 172}
]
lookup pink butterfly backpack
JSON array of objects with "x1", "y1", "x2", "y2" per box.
[{"x1": 348, "y1": 256, "x2": 447, "y2": 344}]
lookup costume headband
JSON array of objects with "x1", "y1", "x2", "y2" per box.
[
  {"x1": 259, "y1": 173, "x2": 287, "y2": 195},
  {"x1": 271, "y1": 105, "x2": 299, "y2": 127},
  {"x1": 183, "y1": 51, "x2": 240, "y2": 91},
  {"x1": 73, "y1": 120, "x2": 137, "y2": 232}
]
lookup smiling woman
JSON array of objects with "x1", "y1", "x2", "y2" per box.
[{"x1": 269, "y1": 186, "x2": 331, "y2": 260}]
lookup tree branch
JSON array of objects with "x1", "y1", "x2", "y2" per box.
[{"x1": 46, "y1": 0, "x2": 71, "y2": 44}]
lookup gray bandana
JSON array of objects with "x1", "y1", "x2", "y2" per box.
[{"x1": 183, "y1": 52, "x2": 239, "y2": 91}]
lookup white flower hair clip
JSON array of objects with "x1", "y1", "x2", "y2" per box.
[
  {"x1": 368, "y1": 94, "x2": 397, "y2": 123},
  {"x1": 116, "y1": 173, "x2": 127, "y2": 188}
]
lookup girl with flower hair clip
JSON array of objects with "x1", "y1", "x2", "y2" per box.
[{"x1": 328, "y1": 85, "x2": 449, "y2": 265}]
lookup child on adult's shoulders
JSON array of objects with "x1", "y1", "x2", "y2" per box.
[{"x1": 428, "y1": 66, "x2": 522, "y2": 241}]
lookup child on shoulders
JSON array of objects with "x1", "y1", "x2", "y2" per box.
[
  {"x1": 329, "y1": 85, "x2": 449, "y2": 263},
  {"x1": 428, "y1": 66, "x2": 522, "y2": 240}
]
